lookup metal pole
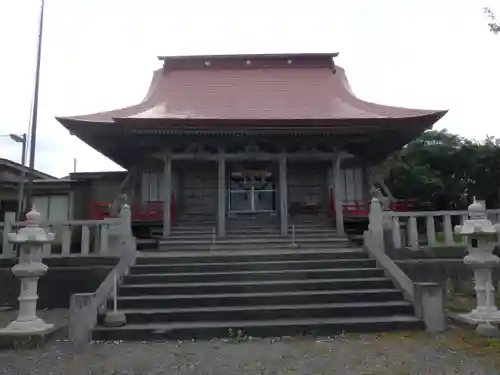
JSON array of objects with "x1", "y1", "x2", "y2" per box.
[
  {"x1": 28, "y1": 0, "x2": 45, "y2": 170},
  {"x1": 16, "y1": 134, "x2": 27, "y2": 219}
]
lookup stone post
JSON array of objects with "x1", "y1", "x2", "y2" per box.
[
  {"x1": 455, "y1": 199, "x2": 500, "y2": 327},
  {"x1": 105, "y1": 204, "x2": 133, "y2": 255},
  {"x1": 0, "y1": 207, "x2": 54, "y2": 334},
  {"x1": 120, "y1": 204, "x2": 133, "y2": 242},
  {"x1": 367, "y1": 197, "x2": 385, "y2": 252}
]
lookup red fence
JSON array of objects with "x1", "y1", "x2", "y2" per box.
[
  {"x1": 88, "y1": 194, "x2": 174, "y2": 224},
  {"x1": 328, "y1": 188, "x2": 415, "y2": 220}
]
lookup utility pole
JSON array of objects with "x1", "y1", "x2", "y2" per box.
[{"x1": 28, "y1": 0, "x2": 45, "y2": 169}]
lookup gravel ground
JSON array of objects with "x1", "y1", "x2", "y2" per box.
[{"x1": 0, "y1": 330, "x2": 499, "y2": 375}]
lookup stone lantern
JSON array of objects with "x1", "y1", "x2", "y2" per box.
[
  {"x1": 454, "y1": 199, "x2": 500, "y2": 326},
  {"x1": 0, "y1": 207, "x2": 55, "y2": 334}
]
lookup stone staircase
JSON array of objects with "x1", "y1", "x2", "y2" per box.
[
  {"x1": 150, "y1": 214, "x2": 349, "y2": 252},
  {"x1": 93, "y1": 216, "x2": 423, "y2": 341}
]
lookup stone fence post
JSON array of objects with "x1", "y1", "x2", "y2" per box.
[
  {"x1": 105, "y1": 204, "x2": 133, "y2": 255},
  {"x1": 367, "y1": 198, "x2": 385, "y2": 252},
  {"x1": 119, "y1": 204, "x2": 132, "y2": 243}
]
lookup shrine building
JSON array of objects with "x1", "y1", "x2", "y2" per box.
[{"x1": 56, "y1": 53, "x2": 446, "y2": 238}]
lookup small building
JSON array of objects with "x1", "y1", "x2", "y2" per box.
[
  {"x1": 56, "y1": 53, "x2": 446, "y2": 237},
  {"x1": 0, "y1": 158, "x2": 56, "y2": 220}
]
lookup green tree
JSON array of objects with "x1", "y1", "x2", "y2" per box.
[
  {"x1": 378, "y1": 130, "x2": 500, "y2": 209},
  {"x1": 484, "y1": 7, "x2": 500, "y2": 34}
]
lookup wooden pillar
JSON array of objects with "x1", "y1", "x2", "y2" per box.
[
  {"x1": 363, "y1": 165, "x2": 374, "y2": 202},
  {"x1": 162, "y1": 153, "x2": 172, "y2": 237},
  {"x1": 333, "y1": 154, "x2": 345, "y2": 236},
  {"x1": 217, "y1": 152, "x2": 226, "y2": 237},
  {"x1": 279, "y1": 153, "x2": 288, "y2": 236}
]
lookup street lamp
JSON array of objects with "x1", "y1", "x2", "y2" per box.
[{"x1": 1, "y1": 133, "x2": 27, "y2": 218}]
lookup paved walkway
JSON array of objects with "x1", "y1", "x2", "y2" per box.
[{"x1": 0, "y1": 330, "x2": 498, "y2": 374}]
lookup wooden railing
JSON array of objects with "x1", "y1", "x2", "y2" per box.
[
  {"x1": 0, "y1": 212, "x2": 123, "y2": 258},
  {"x1": 383, "y1": 209, "x2": 500, "y2": 250}
]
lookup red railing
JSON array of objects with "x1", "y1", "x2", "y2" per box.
[
  {"x1": 328, "y1": 187, "x2": 415, "y2": 219},
  {"x1": 88, "y1": 194, "x2": 174, "y2": 224}
]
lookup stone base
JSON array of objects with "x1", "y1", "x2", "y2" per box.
[
  {"x1": 457, "y1": 310, "x2": 500, "y2": 324},
  {"x1": 103, "y1": 311, "x2": 127, "y2": 327},
  {"x1": 0, "y1": 318, "x2": 54, "y2": 335},
  {"x1": 476, "y1": 322, "x2": 500, "y2": 337},
  {"x1": 0, "y1": 320, "x2": 61, "y2": 349}
]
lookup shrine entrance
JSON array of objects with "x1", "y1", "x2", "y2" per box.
[{"x1": 228, "y1": 167, "x2": 276, "y2": 213}]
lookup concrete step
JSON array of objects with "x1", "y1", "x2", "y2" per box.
[
  {"x1": 136, "y1": 249, "x2": 368, "y2": 264},
  {"x1": 131, "y1": 258, "x2": 377, "y2": 273},
  {"x1": 158, "y1": 239, "x2": 349, "y2": 252},
  {"x1": 93, "y1": 315, "x2": 423, "y2": 341},
  {"x1": 119, "y1": 301, "x2": 415, "y2": 324},
  {"x1": 118, "y1": 277, "x2": 394, "y2": 296},
  {"x1": 172, "y1": 223, "x2": 333, "y2": 230},
  {"x1": 156, "y1": 244, "x2": 350, "y2": 252},
  {"x1": 161, "y1": 233, "x2": 342, "y2": 242},
  {"x1": 159, "y1": 236, "x2": 347, "y2": 245},
  {"x1": 114, "y1": 288, "x2": 406, "y2": 309},
  {"x1": 167, "y1": 227, "x2": 337, "y2": 235},
  {"x1": 125, "y1": 267, "x2": 385, "y2": 283}
]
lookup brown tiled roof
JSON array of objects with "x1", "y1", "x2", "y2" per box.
[{"x1": 56, "y1": 53, "x2": 446, "y2": 127}]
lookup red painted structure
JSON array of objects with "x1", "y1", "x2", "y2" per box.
[{"x1": 88, "y1": 194, "x2": 174, "y2": 225}]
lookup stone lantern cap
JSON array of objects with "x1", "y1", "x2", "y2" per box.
[
  {"x1": 455, "y1": 199, "x2": 499, "y2": 236},
  {"x1": 8, "y1": 206, "x2": 55, "y2": 244}
]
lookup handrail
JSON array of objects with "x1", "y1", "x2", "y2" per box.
[
  {"x1": 13, "y1": 218, "x2": 121, "y2": 227},
  {"x1": 68, "y1": 204, "x2": 135, "y2": 344},
  {"x1": 69, "y1": 237, "x2": 136, "y2": 344},
  {"x1": 387, "y1": 209, "x2": 500, "y2": 218},
  {"x1": 363, "y1": 198, "x2": 447, "y2": 332},
  {"x1": 364, "y1": 231, "x2": 414, "y2": 301}
]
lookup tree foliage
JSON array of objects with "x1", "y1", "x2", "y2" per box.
[
  {"x1": 484, "y1": 7, "x2": 500, "y2": 34},
  {"x1": 378, "y1": 130, "x2": 500, "y2": 210}
]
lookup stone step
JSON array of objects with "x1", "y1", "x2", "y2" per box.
[
  {"x1": 114, "y1": 288, "x2": 405, "y2": 309},
  {"x1": 136, "y1": 249, "x2": 368, "y2": 264},
  {"x1": 167, "y1": 227, "x2": 337, "y2": 235},
  {"x1": 118, "y1": 301, "x2": 415, "y2": 324},
  {"x1": 125, "y1": 267, "x2": 385, "y2": 283},
  {"x1": 161, "y1": 233, "x2": 341, "y2": 242},
  {"x1": 172, "y1": 222, "x2": 333, "y2": 230},
  {"x1": 160, "y1": 236, "x2": 347, "y2": 243},
  {"x1": 93, "y1": 315, "x2": 423, "y2": 341},
  {"x1": 118, "y1": 277, "x2": 394, "y2": 296},
  {"x1": 158, "y1": 237, "x2": 348, "y2": 248},
  {"x1": 156, "y1": 243, "x2": 350, "y2": 252},
  {"x1": 131, "y1": 258, "x2": 377, "y2": 273}
]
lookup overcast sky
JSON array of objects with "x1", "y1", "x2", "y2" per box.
[{"x1": 0, "y1": 1, "x2": 499, "y2": 177}]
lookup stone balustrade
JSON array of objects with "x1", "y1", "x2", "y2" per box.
[
  {"x1": 384, "y1": 209, "x2": 500, "y2": 250},
  {"x1": 0, "y1": 211, "x2": 128, "y2": 258}
]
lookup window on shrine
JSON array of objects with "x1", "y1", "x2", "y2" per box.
[{"x1": 141, "y1": 172, "x2": 165, "y2": 203}]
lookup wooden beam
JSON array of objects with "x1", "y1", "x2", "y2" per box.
[{"x1": 152, "y1": 151, "x2": 350, "y2": 161}]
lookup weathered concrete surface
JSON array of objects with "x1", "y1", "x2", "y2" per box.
[{"x1": 0, "y1": 329, "x2": 497, "y2": 374}]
